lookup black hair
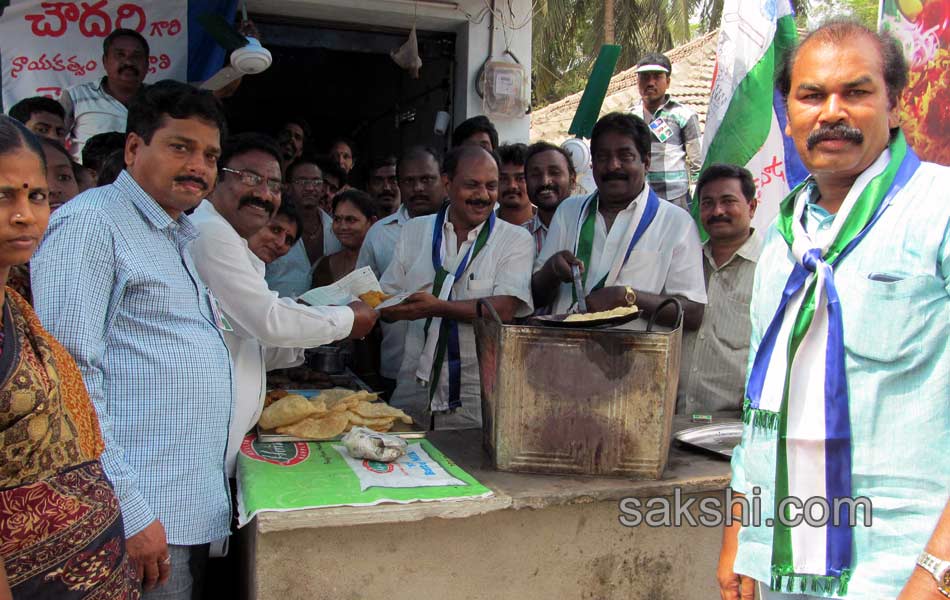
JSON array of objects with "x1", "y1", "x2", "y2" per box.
[
  {"x1": 590, "y1": 112, "x2": 651, "y2": 164},
  {"x1": 280, "y1": 117, "x2": 312, "y2": 141},
  {"x1": 328, "y1": 137, "x2": 355, "y2": 154},
  {"x1": 40, "y1": 137, "x2": 85, "y2": 189},
  {"x1": 126, "y1": 79, "x2": 227, "y2": 145},
  {"x1": 0, "y1": 114, "x2": 46, "y2": 171},
  {"x1": 275, "y1": 193, "x2": 305, "y2": 242},
  {"x1": 777, "y1": 19, "x2": 908, "y2": 109},
  {"x1": 369, "y1": 155, "x2": 397, "y2": 172},
  {"x1": 96, "y1": 149, "x2": 126, "y2": 186},
  {"x1": 524, "y1": 141, "x2": 577, "y2": 179},
  {"x1": 103, "y1": 28, "x2": 150, "y2": 57},
  {"x1": 8, "y1": 96, "x2": 65, "y2": 124},
  {"x1": 82, "y1": 131, "x2": 126, "y2": 171},
  {"x1": 497, "y1": 142, "x2": 528, "y2": 167},
  {"x1": 696, "y1": 163, "x2": 756, "y2": 203},
  {"x1": 451, "y1": 115, "x2": 499, "y2": 150},
  {"x1": 398, "y1": 146, "x2": 442, "y2": 176},
  {"x1": 316, "y1": 157, "x2": 347, "y2": 187},
  {"x1": 219, "y1": 132, "x2": 282, "y2": 172},
  {"x1": 285, "y1": 154, "x2": 320, "y2": 182},
  {"x1": 442, "y1": 145, "x2": 501, "y2": 179},
  {"x1": 332, "y1": 189, "x2": 377, "y2": 221}
]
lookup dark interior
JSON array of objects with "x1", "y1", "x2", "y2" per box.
[{"x1": 222, "y1": 16, "x2": 456, "y2": 185}]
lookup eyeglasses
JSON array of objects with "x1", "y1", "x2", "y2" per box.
[
  {"x1": 221, "y1": 167, "x2": 283, "y2": 194},
  {"x1": 291, "y1": 177, "x2": 324, "y2": 188}
]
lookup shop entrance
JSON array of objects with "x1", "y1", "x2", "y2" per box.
[{"x1": 224, "y1": 16, "x2": 456, "y2": 185}]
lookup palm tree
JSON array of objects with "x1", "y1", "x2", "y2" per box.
[{"x1": 532, "y1": 0, "x2": 810, "y2": 109}]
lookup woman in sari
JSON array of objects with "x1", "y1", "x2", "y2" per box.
[{"x1": 0, "y1": 115, "x2": 139, "y2": 598}]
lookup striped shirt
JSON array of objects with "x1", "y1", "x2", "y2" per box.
[
  {"x1": 731, "y1": 156, "x2": 950, "y2": 597},
  {"x1": 677, "y1": 231, "x2": 762, "y2": 415},
  {"x1": 31, "y1": 171, "x2": 235, "y2": 545},
  {"x1": 635, "y1": 95, "x2": 702, "y2": 207},
  {"x1": 60, "y1": 77, "x2": 129, "y2": 163}
]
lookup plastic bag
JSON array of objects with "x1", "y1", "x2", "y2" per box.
[{"x1": 341, "y1": 427, "x2": 408, "y2": 463}]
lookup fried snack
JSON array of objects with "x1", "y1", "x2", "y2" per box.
[
  {"x1": 345, "y1": 411, "x2": 396, "y2": 428},
  {"x1": 276, "y1": 412, "x2": 349, "y2": 440},
  {"x1": 563, "y1": 304, "x2": 639, "y2": 323},
  {"x1": 318, "y1": 388, "x2": 358, "y2": 403},
  {"x1": 264, "y1": 388, "x2": 289, "y2": 408},
  {"x1": 358, "y1": 290, "x2": 392, "y2": 308},
  {"x1": 259, "y1": 394, "x2": 325, "y2": 430},
  {"x1": 351, "y1": 401, "x2": 413, "y2": 424}
]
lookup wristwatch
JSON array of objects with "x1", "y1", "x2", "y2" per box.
[
  {"x1": 917, "y1": 550, "x2": 950, "y2": 598},
  {"x1": 623, "y1": 286, "x2": 637, "y2": 307}
]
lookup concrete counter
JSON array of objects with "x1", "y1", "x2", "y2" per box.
[{"x1": 243, "y1": 419, "x2": 733, "y2": 600}]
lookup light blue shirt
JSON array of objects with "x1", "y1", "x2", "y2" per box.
[
  {"x1": 730, "y1": 158, "x2": 950, "y2": 598},
  {"x1": 32, "y1": 171, "x2": 235, "y2": 545},
  {"x1": 265, "y1": 210, "x2": 341, "y2": 298}
]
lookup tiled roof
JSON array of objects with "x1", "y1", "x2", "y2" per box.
[{"x1": 529, "y1": 30, "x2": 720, "y2": 144}]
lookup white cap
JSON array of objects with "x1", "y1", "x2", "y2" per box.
[{"x1": 634, "y1": 64, "x2": 670, "y2": 74}]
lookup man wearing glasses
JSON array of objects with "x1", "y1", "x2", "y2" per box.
[
  {"x1": 265, "y1": 155, "x2": 342, "y2": 298},
  {"x1": 531, "y1": 112, "x2": 706, "y2": 330},
  {"x1": 190, "y1": 133, "x2": 377, "y2": 477}
]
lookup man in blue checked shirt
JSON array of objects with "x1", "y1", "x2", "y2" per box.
[{"x1": 32, "y1": 80, "x2": 234, "y2": 600}]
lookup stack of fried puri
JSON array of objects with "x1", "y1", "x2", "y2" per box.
[{"x1": 258, "y1": 389, "x2": 413, "y2": 440}]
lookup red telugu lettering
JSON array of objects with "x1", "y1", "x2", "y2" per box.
[
  {"x1": 78, "y1": 0, "x2": 112, "y2": 37},
  {"x1": 11, "y1": 57, "x2": 28, "y2": 79},
  {"x1": 115, "y1": 3, "x2": 146, "y2": 32},
  {"x1": 24, "y1": 2, "x2": 80, "y2": 38},
  {"x1": 35, "y1": 86, "x2": 63, "y2": 99}
]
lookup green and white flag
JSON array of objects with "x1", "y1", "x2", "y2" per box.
[{"x1": 696, "y1": 0, "x2": 806, "y2": 237}]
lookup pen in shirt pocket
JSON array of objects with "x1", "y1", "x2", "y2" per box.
[{"x1": 867, "y1": 272, "x2": 903, "y2": 283}]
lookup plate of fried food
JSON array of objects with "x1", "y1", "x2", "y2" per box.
[
  {"x1": 529, "y1": 304, "x2": 640, "y2": 329},
  {"x1": 257, "y1": 388, "x2": 424, "y2": 442}
]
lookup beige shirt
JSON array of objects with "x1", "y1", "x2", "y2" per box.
[{"x1": 677, "y1": 230, "x2": 762, "y2": 415}]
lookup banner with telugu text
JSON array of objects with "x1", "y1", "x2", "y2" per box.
[
  {"x1": 880, "y1": 0, "x2": 950, "y2": 166},
  {"x1": 0, "y1": 0, "x2": 188, "y2": 110}
]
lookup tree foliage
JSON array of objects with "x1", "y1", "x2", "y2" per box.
[{"x1": 532, "y1": 0, "x2": 811, "y2": 109}]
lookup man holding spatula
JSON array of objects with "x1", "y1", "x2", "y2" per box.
[{"x1": 531, "y1": 112, "x2": 706, "y2": 330}]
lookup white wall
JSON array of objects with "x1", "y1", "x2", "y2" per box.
[{"x1": 246, "y1": 0, "x2": 532, "y2": 143}]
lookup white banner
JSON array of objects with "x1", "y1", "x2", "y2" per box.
[{"x1": 0, "y1": 0, "x2": 188, "y2": 109}]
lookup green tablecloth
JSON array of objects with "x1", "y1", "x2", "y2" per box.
[{"x1": 236, "y1": 435, "x2": 492, "y2": 526}]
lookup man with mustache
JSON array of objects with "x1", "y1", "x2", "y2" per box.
[
  {"x1": 33, "y1": 80, "x2": 233, "y2": 599},
  {"x1": 531, "y1": 112, "x2": 707, "y2": 330},
  {"x1": 677, "y1": 164, "x2": 761, "y2": 417},
  {"x1": 630, "y1": 52, "x2": 701, "y2": 211},
  {"x1": 265, "y1": 155, "x2": 341, "y2": 298},
  {"x1": 61, "y1": 28, "x2": 149, "y2": 162},
  {"x1": 190, "y1": 133, "x2": 377, "y2": 479},
  {"x1": 380, "y1": 145, "x2": 533, "y2": 429},
  {"x1": 357, "y1": 146, "x2": 445, "y2": 398},
  {"x1": 276, "y1": 118, "x2": 309, "y2": 170},
  {"x1": 366, "y1": 155, "x2": 401, "y2": 216},
  {"x1": 523, "y1": 141, "x2": 577, "y2": 253},
  {"x1": 718, "y1": 21, "x2": 950, "y2": 600},
  {"x1": 496, "y1": 143, "x2": 535, "y2": 226}
]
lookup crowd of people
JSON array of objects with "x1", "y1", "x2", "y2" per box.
[{"x1": 0, "y1": 16, "x2": 947, "y2": 600}]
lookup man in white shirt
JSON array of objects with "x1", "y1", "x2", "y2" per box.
[
  {"x1": 189, "y1": 133, "x2": 378, "y2": 475},
  {"x1": 532, "y1": 112, "x2": 706, "y2": 329},
  {"x1": 380, "y1": 145, "x2": 534, "y2": 430},
  {"x1": 61, "y1": 29, "x2": 148, "y2": 162},
  {"x1": 265, "y1": 155, "x2": 342, "y2": 297},
  {"x1": 357, "y1": 146, "x2": 445, "y2": 397}
]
